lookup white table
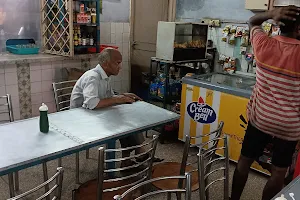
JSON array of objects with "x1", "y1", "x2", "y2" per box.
[{"x1": 0, "y1": 101, "x2": 179, "y2": 197}]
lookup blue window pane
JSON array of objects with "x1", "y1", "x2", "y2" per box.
[{"x1": 0, "y1": 0, "x2": 40, "y2": 53}]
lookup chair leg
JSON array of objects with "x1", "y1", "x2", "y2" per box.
[
  {"x1": 8, "y1": 173, "x2": 15, "y2": 198},
  {"x1": 42, "y1": 162, "x2": 50, "y2": 200},
  {"x1": 86, "y1": 149, "x2": 90, "y2": 159},
  {"x1": 167, "y1": 192, "x2": 172, "y2": 200},
  {"x1": 14, "y1": 171, "x2": 19, "y2": 191},
  {"x1": 176, "y1": 192, "x2": 182, "y2": 200},
  {"x1": 58, "y1": 158, "x2": 62, "y2": 167},
  {"x1": 76, "y1": 152, "x2": 80, "y2": 184}
]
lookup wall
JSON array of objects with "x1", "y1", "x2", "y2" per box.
[
  {"x1": 176, "y1": 0, "x2": 253, "y2": 22},
  {"x1": 0, "y1": 21, "x2": 130, "y2": 120},
  {"x1": 176, "y1": 0, "x2": 254, "y2": 73},
  {"x1": 101, "y1": 0, "x2": 130, "y2": 22},
  {"x1": 0, "y1": 0, "x2": 40, "y2": 52}
]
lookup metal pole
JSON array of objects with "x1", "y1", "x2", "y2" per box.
[
  {"x1": 8, "y1": 173, "x2": 15, "y2": 197},
  {"x1": 86, "y1": 149, "x2": 90, "y2": 159},
  {"x1": 97, "y1": 147, "x2": 105, "y2": 200},
  {"x1": 75, "y1": 152, "x2": 80, "y2": 184},
  {"x1": 58, "y1": 158, "x2": 62, "y2": 167},
  {"x1": 224, "y1": 135, "x2": 230, "y2": 200},
  {"x1": 14, "y1": 171, "x2": 19, "y2": 191},
  {"x1": 42, "y1": 162, "x2": 50, "y2": 200},
  {"x1": 198, "y1": 153, "x2": 206, "y2": 200},
  {"x1": 185, "y1": 173, "x2": 192, "y2": 200}
]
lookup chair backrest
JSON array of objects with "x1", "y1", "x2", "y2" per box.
[
  {"x1": 52, "y1": 80, "x2": 77, "y2": 112},
  {"x1": 95, "y1": 135, "x2": 159, "y2": 199},
  {"x1": 178, "y1": 121, "x2": 224, "y2": 189},
  {"x1": 7, "y1": 167, "x2": 64, "y2": 200},
  {"x1": 0, "y1": 94, "x2": 14, "y2": 123},
  {"x1": 113, "y1": 173, "x2": 192, "y2": 200},
  {"x1": 198, "y1": 135, "x2": 229, "y2": 200}
]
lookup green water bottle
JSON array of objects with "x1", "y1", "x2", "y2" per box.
[{"x1": 39, "y1": 103, "x2": 49, "y2": 133}]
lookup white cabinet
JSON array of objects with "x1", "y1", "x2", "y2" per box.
[{"x1": 245, "y1": 0, "x2": 270, "y2": 10}]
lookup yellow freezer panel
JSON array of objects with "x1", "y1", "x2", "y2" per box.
[
  {"x1": 190, "y1": 86, "x2": 200, "y2": 144},
  {"x1": 179, "y1": 84, "x2": 270, "y2": 174},
  {"x1": 179, "y1": 84, "x2": 187, "y2": 141}
]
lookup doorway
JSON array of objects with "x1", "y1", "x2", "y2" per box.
[{"x1": 130, "y1": 0, "x2": 176, "y2": 95}]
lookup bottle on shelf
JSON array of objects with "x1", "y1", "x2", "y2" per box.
[
  {"x1": 82, "y1": 35, "x2": 87, "y2": 46},
  {"x1": 86, "y1": 34, "x2": 90, "y2": 46},
  {"x1": 74, "y1": 34, "x2": 78, "y2": 46},
  {"x1": 90, "y1": 35, "x2": 94, "y2": 46}
]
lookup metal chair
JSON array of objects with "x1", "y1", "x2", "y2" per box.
[
  {"x1": 198, "y1": 135, "x2": 230, "y2": 200},
  {"x1": 7, "y1": 167, "x2": 64, "y2": 200},
  {"x1": 53, "y1": 80, "x2": 89, "y2": 184},
  {"x1": 0, "y1": 94, "x2": 14, "y2": 123},
  {"x1": 151, "y1": 122, "x2": 224, "y2": 200},
  {"x1": 72, "y1": 135, "x2": 159, "y2": 200},
  {"x1": 0, "y1": 94, "x2": 18, "y2": 196},
  {"x1": 113, "y1": 173, "x2": 192, "y2": 200}
]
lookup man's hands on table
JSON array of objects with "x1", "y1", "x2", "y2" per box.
[{"x1": 123, "y1": 93, "x2": 143, "y2": 101}]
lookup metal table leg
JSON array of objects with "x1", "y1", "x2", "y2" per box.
[
  {"x1": 14, "y1": 171, "x2": 19, "y2": 191},
  {"x1": 76, "y1": 153, "x2": 80, "y2": 184},
  {"x1": 8, "y1": 173, "x2": 15, "y2": 198},
  {"x1": 58, "y1": 158, "x2": 62, "y2": 167},
  {"x1": 86, "y1": 149, "x2": 90, "y2": 159},
  {"x1": 42, "y1": 162, "x2": 50, "y2": 200},
  {"x1": 106, "y1": 140, "x2": 116, "y2": 177}
]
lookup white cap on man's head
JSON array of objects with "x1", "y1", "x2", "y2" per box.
[{"x1": 274, "y1": 0, "x2": 300, "y2": 7}]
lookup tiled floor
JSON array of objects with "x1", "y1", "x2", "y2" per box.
[{"x1": 0, "y1": 131, "x2": 267, "y2": 200}]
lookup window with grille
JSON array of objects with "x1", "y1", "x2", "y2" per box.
[{"x1": 41, "y1": 0, "x2": 73, "y2": 57}]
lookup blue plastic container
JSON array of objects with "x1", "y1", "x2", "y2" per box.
[{"x1": 6, "y1": 39, "x2": 40, "y2": 55}]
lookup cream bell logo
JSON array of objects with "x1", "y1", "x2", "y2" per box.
[{"x1": 187, "y1": 97, "x2": 217, "y2": 124}]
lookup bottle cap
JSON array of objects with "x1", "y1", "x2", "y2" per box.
[{"x1": 39, "y1": 103, "x2": 48, "y2": 111}]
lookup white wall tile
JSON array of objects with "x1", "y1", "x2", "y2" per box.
[
  {"x1": 0, "y1": 66, "x2": 4, "y2": 74},
  {"x1": 31, "y1": 104, "x2": 40, "y2": 117},
  {"x1": 31, "y1": 93, "x2": 43, "y2": 105},
  {"x1": 122, "y1": 33, "x2": 129, "y2": 43},
  {"x1": 110, "y1": 33, "x2": 116, "y2": 44},
  {"x1": 10, "y1": 95, "x2": 20, "y2": 110},
  {"x1": 42, "y1": 69, "x2": 54, "y2": 81},
  {"x1": 52, "y1": 61, "x2": 63, "y2": 69},
  {"x1": 6, "y1": 85, "x2": 19, "y2": 97},
  {"x1": 123, "y1": 23, "x2": 130, "y2": 33},
  {"x1": 116, "y1": 43, "x2": 123, "y2": 52},
  {"x1": 111, "y1": 23, "x2": 116, "y2": 34},
  {"x1": 13, "y1": 107, "x2": 20, "y2": 120},
  {"x1": 5, "y1": 72, "x2": 18, "y2": 86},
  {"x1": 30, "y1": 70, "x2": 42, "y2": 82},
  {"x1": 31, "y1": 82, "x2": 42, "y2": 94},
  {"x1": 122, "y1": 61, "x2": 129, "y2": 70},
  {"x1": 0, "y1": 74, "x2": 5, "y2": 86},
  {"x1": 115, "y1": 23, "x2": 123, "y2": 35},
  {"x1": 48, "y1": 102, "x2": 56, "y2": 113},
  {"x1": 30, "y1": 62, "x2": 42, "y2": 71},
  {"x1": 4, "y1": 64, "x2": 17, "y2": 73},
  {"x1": 42, "y1": 62, "x2": 52, "y2": 69},
  {"x1": 42, "y1": 91, "x2": 54, "y2": 103},
  {"x1": 0, "y1": 86, "x2": 6, "y2": 96},
  {"x1": 42, "y1": 81, "x2": 53, "y2": 92},
  {"x1": 122, "y1": 80, "x2": 129, "y2": 92},
  {"x1": 116, "y1": 32, "x2": 123, "y2": 44},
  {"x1": 114, "y1": 81, "x2": 121, "y2": 92}
]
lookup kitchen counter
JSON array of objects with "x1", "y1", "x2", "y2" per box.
[{"x1": 0, "y1": 52, "x2": 100, "y2": 65}]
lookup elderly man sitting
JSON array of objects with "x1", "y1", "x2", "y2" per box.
[{"x1": 70, "y1": 48, "x2": 162, "y2": 167}]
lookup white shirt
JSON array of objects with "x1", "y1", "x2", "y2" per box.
[{"x1": 70, "y1": 64, "x2": 114, "y2": 110}]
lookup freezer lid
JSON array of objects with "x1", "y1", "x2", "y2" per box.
[{"x1": 182, "y1": 72, "x2": 256, "y2": 98}]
